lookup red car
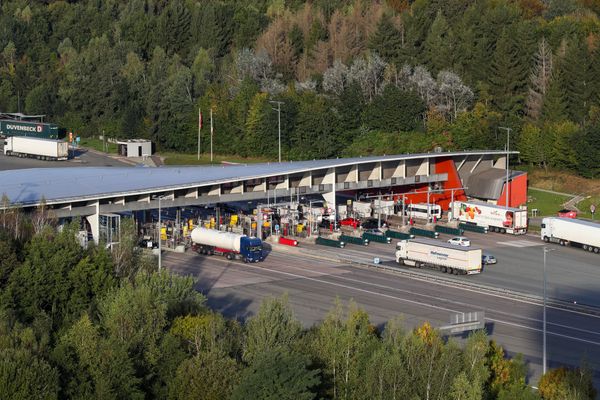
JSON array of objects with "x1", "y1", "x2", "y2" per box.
[
  {"x1": 339, "y1": 218, "x2": 360, "y2": 229},
  {"x1": 558, "y1": 209, "x2": 577, "y2": 219}
]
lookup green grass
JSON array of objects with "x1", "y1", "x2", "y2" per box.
[
  {"x1": 78, "y1": 137, "x2": 118, "y2": 154},
  {"x1": 576, "y1": 195, "x2": 600, "y2": 220},
  {"x1": 527, "y1": 188, "x2": 572, "y2": 217},
  {"x1": 160, "y1": 152, "x2": 269, "y2": 165}
]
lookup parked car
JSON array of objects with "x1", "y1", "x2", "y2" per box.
[
  {"x1": 557, "y1": 209, "x2": 577, "y2": 219},
  {"x1": 447, "y1": 236, "x2": 471, "y2": 247},
  {"x1": 361, "y1": 218, "x2": 385, "y2": 230},
  {"x1": 339, "y1": 217, "x2": 360, "y2": 229},
  {"x1": 482, "y1": 252, "x2": 497, "y2": 265}
]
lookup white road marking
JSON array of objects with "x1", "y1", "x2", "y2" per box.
[{"x1": 496, "y1": 240, "x2": 543, "y2": 248}]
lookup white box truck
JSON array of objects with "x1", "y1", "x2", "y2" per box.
[
  {"x1": 395, "y1": 238, "x2": 482, "y2": 275},
  {"x1": 3, "y1": 136, "x2": 69, "y2": 161},
  {"x1": 191, "y1": 227, "x2": 263, "y2": 262},
  {"x1": 541, "y1": 217, "x2": 600, "y2": 253},
  {"x1": 452, "y1": 201, "x2": 527, "y2": 234}
]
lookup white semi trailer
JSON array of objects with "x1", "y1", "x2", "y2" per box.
[
  {"x1": 191, "y1": 227, "x2": 263, "y2": 262},
  {"x1": 3, "y1": 136, "x2": 69, "y2": 161},
  {"x1": 452, "y1": 201, "x2": 527, "y2": 234},
  {"x1": 541, "y1": 217, "x2": 600, "y2": 253},
  {"x1": 395, "y1": 238, "x2": 483, "y2": 275}
]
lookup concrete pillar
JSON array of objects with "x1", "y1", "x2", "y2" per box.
[
  {"x1": 322, "y1": 168, "x2": 336, "y2": 227},
  {"x1": 85, "y1": 201, "x2": 100, "y2": 244}
]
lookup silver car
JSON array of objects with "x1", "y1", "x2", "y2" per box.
[
  {"x1": 482, "y1": 253, "x2": 497, "y2": 265},
  {"x1": 447, "y1": 236, "x2": 471, "y2": 247}
]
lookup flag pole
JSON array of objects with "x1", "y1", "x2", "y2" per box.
[
  {"x1": 197, "y1": 108, "x2": 201, "y2": 161},
  {"x1": 210, "y1": 108, "x2": 213, "y2": 163}
]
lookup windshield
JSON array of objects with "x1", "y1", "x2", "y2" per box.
[{"x1": 248, "y1": 246, "x2": 262, "y2": 252}]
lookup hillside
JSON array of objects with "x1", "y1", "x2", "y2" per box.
[{"x1": 1, "y1": 0, "x2": 599, "y2": 177}]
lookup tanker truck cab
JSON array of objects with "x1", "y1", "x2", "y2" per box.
[{"x1": 240, "y1": 236, "x2": 264, "y2": 263}]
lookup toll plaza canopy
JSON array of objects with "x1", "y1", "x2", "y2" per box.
[{"x1": 0, "y1": 150, "x2": 518, "y2": 208}]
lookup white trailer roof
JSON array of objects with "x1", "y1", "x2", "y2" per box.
[
  {"x1": 545, "y1": 217, "x2": 600, "y2": 229},
  {"x1": 403, "y1": 237, "x2": 483, "y2": 252}
]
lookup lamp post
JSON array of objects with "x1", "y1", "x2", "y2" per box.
[
  {"x1": 543, "y1": 246, "x2": 555, "y2": 375},
  {"x1": 499, "y1": 127, "x2": 512, "y2": 210},
  {"x1": 154, "y1": 195, "x2": 168, "y2": 271},
  {"x1": 270, "y1": 101, "x2": 284, "y2": 163}
]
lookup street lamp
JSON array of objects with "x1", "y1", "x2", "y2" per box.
[
  {"x1": 543, "y1": 246, "x2": 556, "y2": 375},
  {"x1": 270, "y1": 100, "x2": 284, "y2": 163},
  {"x1": 154, "y1": 195, "x2": 168, "y2": 271},
  {"x1": 499, "y1": 127, "x2": 512, "y2": 211}
]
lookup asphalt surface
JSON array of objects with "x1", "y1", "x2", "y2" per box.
[
  {"x1": 0, "y1": 145, "x2": 131, "y2": 170},
  {"x1": 162, "y1": 231, "x2": 600, "y2": 389}
]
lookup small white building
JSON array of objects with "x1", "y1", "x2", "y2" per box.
[{"x1": 117, "y1": 139, "x2": 152, "y2": 158}]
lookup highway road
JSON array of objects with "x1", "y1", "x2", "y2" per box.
[
  {"x1": 163, "y1": 235, "x2": 600, "y2": 389},
  {"x1": 315, "y1": 230, "x2": 600, "y2": 307}
]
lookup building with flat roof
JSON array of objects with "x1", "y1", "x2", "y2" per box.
[{"x1": 117, "y1": 139, "x2": 152, "y2": 158}]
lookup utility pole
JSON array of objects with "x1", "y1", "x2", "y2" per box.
[
  {"x1": 499, "y1": 127, "x2": 511, "y2": 211},
  {"x1": 210, "y1": 108, "x2": 214, "y2": 163},
  {"x1": 270, "y1": 100, "x2": 284, "y2": 163}
]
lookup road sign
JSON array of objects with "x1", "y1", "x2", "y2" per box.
[{"x1": 440, "y1": 311, "x2": 485, "y2": 334}]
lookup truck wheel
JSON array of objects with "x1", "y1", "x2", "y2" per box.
[
  {"x1": 594, "y1": 247, "x2": 599, "y2": 253},
  {"x1": 448, "y1": 268, "x2": 453, "y2": 275},
  {"x1": 544, "y1": 236, "x2": 549, "y2": 243},
  {"x1": 559, "y1": 240, "x2": 565, "y2": 246},
  {"x1": 441, "y1": 266, "x2": 447, "y2": 273},
  {"x1": 583, "y1": 245, "x2": 588, "y2": 251},
  {"x1": 453, "y1": 268, "x2": 459, "y2": 275},
  {"x1": 226, "y1": 253, "x2": 233, "y2": 260},
  {"x1": 500, "y1": 228, "x2": 506, "y2": 234},
  {"x1": 243, "y1": 257, "x2": 248, "y2": 263}
]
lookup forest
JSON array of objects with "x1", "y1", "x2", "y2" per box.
[
  {"x1": 1, "y1": 0, "x2": 600, "y2": 176},
  {"x1": 0, "y1": 208, "x2": 596, "y2": 399}
]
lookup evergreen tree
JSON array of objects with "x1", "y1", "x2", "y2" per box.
[
  {"x1": 156, "y1": 0, "x2": 191, "y2": 57},
  {"x1": 489, "y1": 28, "x2": 528, "y2": 117},
  {"x1": 368, "y1": 14, "x2": 403, "y2": 66},
  {"x1": 423, "y1": 10, "x2": 455, "y2": 74},
  {"x1": 363, "y1": 85, "x2": 426, "y2": 132},
  {"x1": 560, "y1": 37, "x2": 591, "y2": 123},
  {"x1": 575, "y1": 123, "x2": 600, "y2": 178},
  {"x1": 232, "y1": 349, "x2": 320, "y2": 400},
  {"x1": 542, "y1": 63, "x2": 568, "y2": 122}
]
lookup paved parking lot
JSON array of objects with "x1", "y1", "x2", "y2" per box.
[{"x1": 0, "y1": 144, "x2": 132, "y2": 170}]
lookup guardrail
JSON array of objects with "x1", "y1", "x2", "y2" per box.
[
  {"x1": 409, "y1": 227, "x2": 440, "y2": 239},
  {"x1": 340, "y1": 234, "x2": 369, "y2": 246},
  {"x1": 459, "y1": 223, "x2": 488, "y2": 234},
  {"x1": 316, "y1": 236, "x2": 345, "y2": 248},
  {"x1": 385, "y1": 230, "x2": 414, "y2": 240},
  {"x1": 362, "y1": 232, "x2": 392, "y2": 244},
  {"x1": 435, "y1": 225, "x2": 464, "y2": 236},
  {"x1": 336, "y1": 254, "x2": 600, "y2": 317}
]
